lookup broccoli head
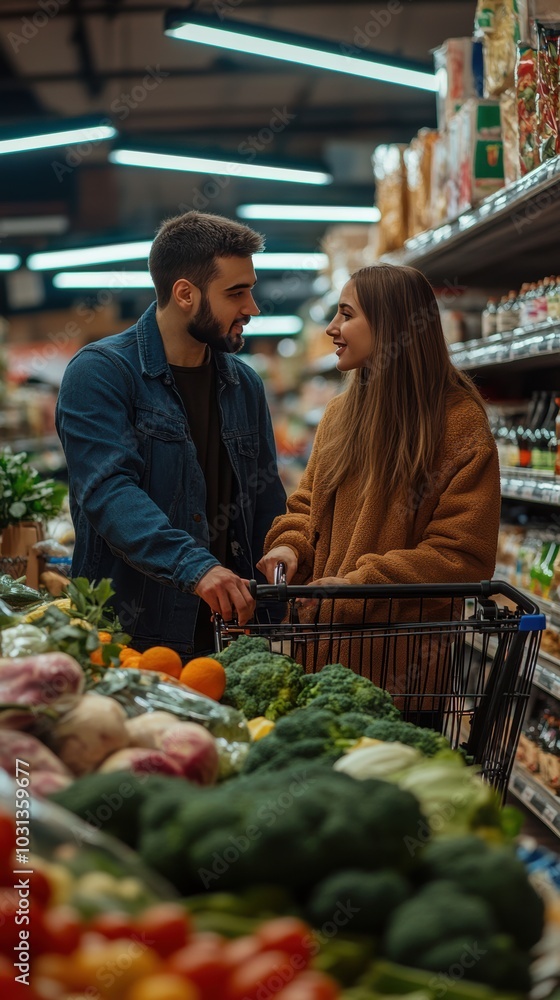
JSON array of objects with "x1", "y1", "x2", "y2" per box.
[
  {"x1": 385, "y1": 880, "x2": 496, "y2": 967},
  {"x1": 362, "y1": 718, "x2": 450, "y2": 757},
  {"x1": 307, "y1": 869, "x2": 410, "y2": 935},
  {"x1": 419, "y1": 934, "x2": 532, "y2": 994},
  {"x1": 244, "y1": 706, "x2": 378, "y2": 774},
  {"x1": 420, "y1": 836, "x2": 545, "y2": 950},
  {"x1": 213, "y1": 634, "x2": 270, "y2": 667},
  {"x1": 220, "y1": 649, "x2": 304, "y2": 721},
  {"x1": 297, "y1": 663, "x2": 400, "y2": 720}
]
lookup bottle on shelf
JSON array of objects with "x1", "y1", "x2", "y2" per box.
[
  {"x1": 530, "y1": 535, "x2": 560, "y2": 599},
  {"x1": 555, "y1": 395, "x2": 560, "y2": 476},
  {"x1": 525, "y1": 282, "x2": 539, "y2": 327},
  {"x1": 549, "y1": 276, "x2": 560, "y2": 323},
  {"x1": 518, "y1": 283, "x2": 530, "y2": 327},
  {"x1": 518, "y1": 391, "x2": 547, "y2": 468},
  {"x1": 481, "y1": 296, "x2": 499, "y2": 338},
  {"x1": 497, "y1": 290, "x2": 520, "y2": 333},
  {"x1": 535, "y1": 277, "x2": 549, "y2": 325},
  {"x1": 533, "y1": 392, "x2": 558, "y2": 471}
]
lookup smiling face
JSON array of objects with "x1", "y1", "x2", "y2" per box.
[
  {"x1": 325, "y1": 279, "x2": 373, "y2": 371},
  {"x1": 189, "y1": 255, "x2": 260, "y2": 353}
]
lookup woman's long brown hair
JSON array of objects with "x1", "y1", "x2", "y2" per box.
[{"x1": 319, "y1": 263, "x2": 487, "y2": 503}]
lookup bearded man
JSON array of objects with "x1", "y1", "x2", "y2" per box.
[{"x1": 56, "y1": 212, "x2": 286, "y2": 656}]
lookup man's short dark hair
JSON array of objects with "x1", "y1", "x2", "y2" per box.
[{"x1": 148, "y1": 211, "x2": 265, "y2": 307}]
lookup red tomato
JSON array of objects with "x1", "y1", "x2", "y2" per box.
[
  {"x1": 274, "y1": 971, "x2": 341, "y2": 1000},
  {"x1": 0, "y1": 889, "x2": 39, "y2": 955},
  {"x1": 223, "y1": 934, "x2": 263, "y2": 967},
  {"x1": 0, "y1": 816, "x2": 15, "y2": 856},
  {"x1": 227, "y1": 949, "x2": 297, "y2": 1000},
  {"x1": 0, "y1": 817, "x2": 15, "y2": 884},
  {"x1": 90, "y1": 910, "x2": 138, "y2": 940},
  {"x1": 168, "y1": 940, "x2": 231, "y2": 998},
  {"x1": 36, "y1": 906, "x2": 82, "y2": 955},
  {"x1": 135, "y1": 902, "x2": 192, "y2": 958},
  {"x1": 256, "y1": 918, "x2": 315, "y2": 968},
  {"x1": 29, "y1": 869, "x2": 52, "y2": 907}
]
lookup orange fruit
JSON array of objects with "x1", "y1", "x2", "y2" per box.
[
  {"x1": 120, "y1": 647, "x2": 139, "y2": 662},
  {"x1": 89, "y1": 647, "x2": 105, "y2": 665},
  {"x1": 126, "y1": 973, "x2": 199, "y2": 1000},
  {"x1": 139, "y1": 646, "x2": 183, "y2": 680},
  {"x1": 122, "y1": 655, "x2": 143, "y2": 669},
  {"x1": 179, "y1": 657, "x2": 226, "y2": 701},
  {"x1": 97, "y1": 631, "x2": 113, "y2": 643}
]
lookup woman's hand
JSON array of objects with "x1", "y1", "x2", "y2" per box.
[
  {"x1": 296, "y1": 576, "x2": 350, "y2": 608},
  {"x1": 256, "y1": 546, "x2": 298, "y2": 584}
]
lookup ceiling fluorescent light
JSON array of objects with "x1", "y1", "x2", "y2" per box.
[
  {"x1": 0, "y1": 119, "x2": 117, "y2": 156},
  {"x1": 0, "y1": 216, "x2": 69, "y2": 237},
  {"x1": 238, "y1": 205, "x2": 381, "y2": 223},
  {"x1": 53, "y1": 272, "x2": 153, "y2": 289},
  {"x1": 245, "y1": 316, "x2": 303, "y2": 336},
  {"x1": 254, "y1": 253, "x2": 328, "y2": 270},
  {"x1": 109, "y1": 149, "x2": 331, "y2": 185},
  {"x1": 165, "y1": 12, "x2": 438, "y2": 93},
  {"x1": 28, "y1": 241, "x2": 153, "y2": 271},
  {"x1": 0, "y1": 254, "x2": 21, "y2": 271}
]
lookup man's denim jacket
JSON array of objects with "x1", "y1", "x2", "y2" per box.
[{"x1": 55, "y1": 302, "x2": 287, "y2": 655}]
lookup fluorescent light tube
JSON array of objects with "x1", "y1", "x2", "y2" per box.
[
  {"x1": 0, "y1": 123, "x2": 116, "y2": 156},
  {"x1": 28, "y1": 241, "x2": 153, "y2": 271},
  {"x1": 165, "y1": 15, "x2": 438, "y2": 93},
  {"x1": 0, "y1": 254, "x2": 21, "y2": 271},
  {"x1": 109, "y1": 149, "x2": 331, "y2": 185},
  {"x1": 238, "y1": 204, "x2": 381, "y2": 223},
  {"x1": 245, "y1": 316, "x2": 303, "y2": 335},
  {"x1": 254, "y1": 252, "x2": 328, "y2": 270},
  {"x1": 53, "y1": 272, "x2": 154, "y2": 289}
]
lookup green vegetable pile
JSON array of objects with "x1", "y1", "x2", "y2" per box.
[
  {"x1": 52, "y1": 768, "x2": 545, "y2": 994},
  {"x1": 244, "y1": 707, "x2": 383, "y2": 773}
]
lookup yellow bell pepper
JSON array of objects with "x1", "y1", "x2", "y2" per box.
[{"x1": 247, "y1": 717, "x2": 276, "y2": 741}]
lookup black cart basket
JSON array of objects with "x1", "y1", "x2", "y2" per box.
[{"x1": 214, "y1": 578, "x2": 546, "y2": 798}]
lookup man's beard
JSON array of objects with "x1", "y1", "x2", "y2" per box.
[{"x1": 187, "y1": 293, "x2": 244, "y2": 354}]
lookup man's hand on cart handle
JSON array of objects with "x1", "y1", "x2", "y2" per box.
[
  {"x1": 297, "y1": 576, "x2": 350, "y2": 608},
  {"x1": 257, "y1": 547, "x2": 298, "y2": 584},
  {"x1": 195, "y1": 566, "x2": 256, "y2": 625}
]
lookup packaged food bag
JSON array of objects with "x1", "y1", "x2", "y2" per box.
[
  {"x1": 457, "y1": 99, "x2": 505, "y2": 212},
  {"x1": 500, "y1": 87, "x2": 521, "y2": 183},
  {"x1": 536, "y1": 22, "x2": 560, "y2": 161},
  {"x1": 433, "y1": 38, "x2": 476, "y2": 128},
  {"x1": 404, "y1": 129, "x2": 438, "y2": 237},
  {"x1": 483, "y1": 0, "x2": 524, "y2": 97},
  {"x1": 429, "y1": 132, "x2": 451, "y2": 227},
  {"x1": 372, "y1": 144, "x2": 408, "y2": 253},
  {"x1": 516, "y1": 42, "x2": 540, "y2": 172}
]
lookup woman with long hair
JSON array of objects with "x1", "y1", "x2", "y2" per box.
[{"x1": 257, "y1": 264, "x2": 500, "y2": 704}]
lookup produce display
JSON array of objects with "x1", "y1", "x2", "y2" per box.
[{"x1": 0, "y1": 580, "x2": 559, "y2": 998}]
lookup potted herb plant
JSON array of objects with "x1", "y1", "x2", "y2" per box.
[{"x1": 0, "y1": 448, "x2": 66, "y2": 586}]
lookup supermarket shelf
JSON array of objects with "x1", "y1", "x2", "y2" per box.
[
  {"x1": 450, "y1": 321, "x2": 560, "y2": 373},
  {"x1": 533, "y1": 658, "x2": 560, "y2": 700},
  {"x1": 381, "y1": 155, "x2": 560, "y2": 285},
  {"x1": 510, "y1": 765, "x2": 560, "y2": 838},
  {"x1": 500, "y1": 467, "x2": 560, "y2": 506}
]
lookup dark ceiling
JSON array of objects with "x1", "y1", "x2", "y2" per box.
[{"x1": 0, "y1": 0, "x2": 475, "y2": 315}]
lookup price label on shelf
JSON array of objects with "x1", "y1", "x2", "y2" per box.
[
  {"x1": 520, "y1": 783, "x2": 534, "y2": 805},
  {"x1": 543, "y1": 803, "x2": 558, "y2": 825}
]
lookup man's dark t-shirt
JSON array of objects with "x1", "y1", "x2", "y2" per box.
[{"x1": 170, "y1": 351, "x2": 233, "y2": 652}]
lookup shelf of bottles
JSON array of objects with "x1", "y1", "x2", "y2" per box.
[
  {"x1": 500, "y1": 468, "x2": 560, "y2": 506},
  {"x1": 510, "y1": 765, "x2": 560, "y2": 836},
  {"x1": 451, "y1": 321, "x2": 560, "y2": 372}
]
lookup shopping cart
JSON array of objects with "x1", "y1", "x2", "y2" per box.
[{"x1": 214, "y1": 573, "x2": 546, "y2": 797}]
